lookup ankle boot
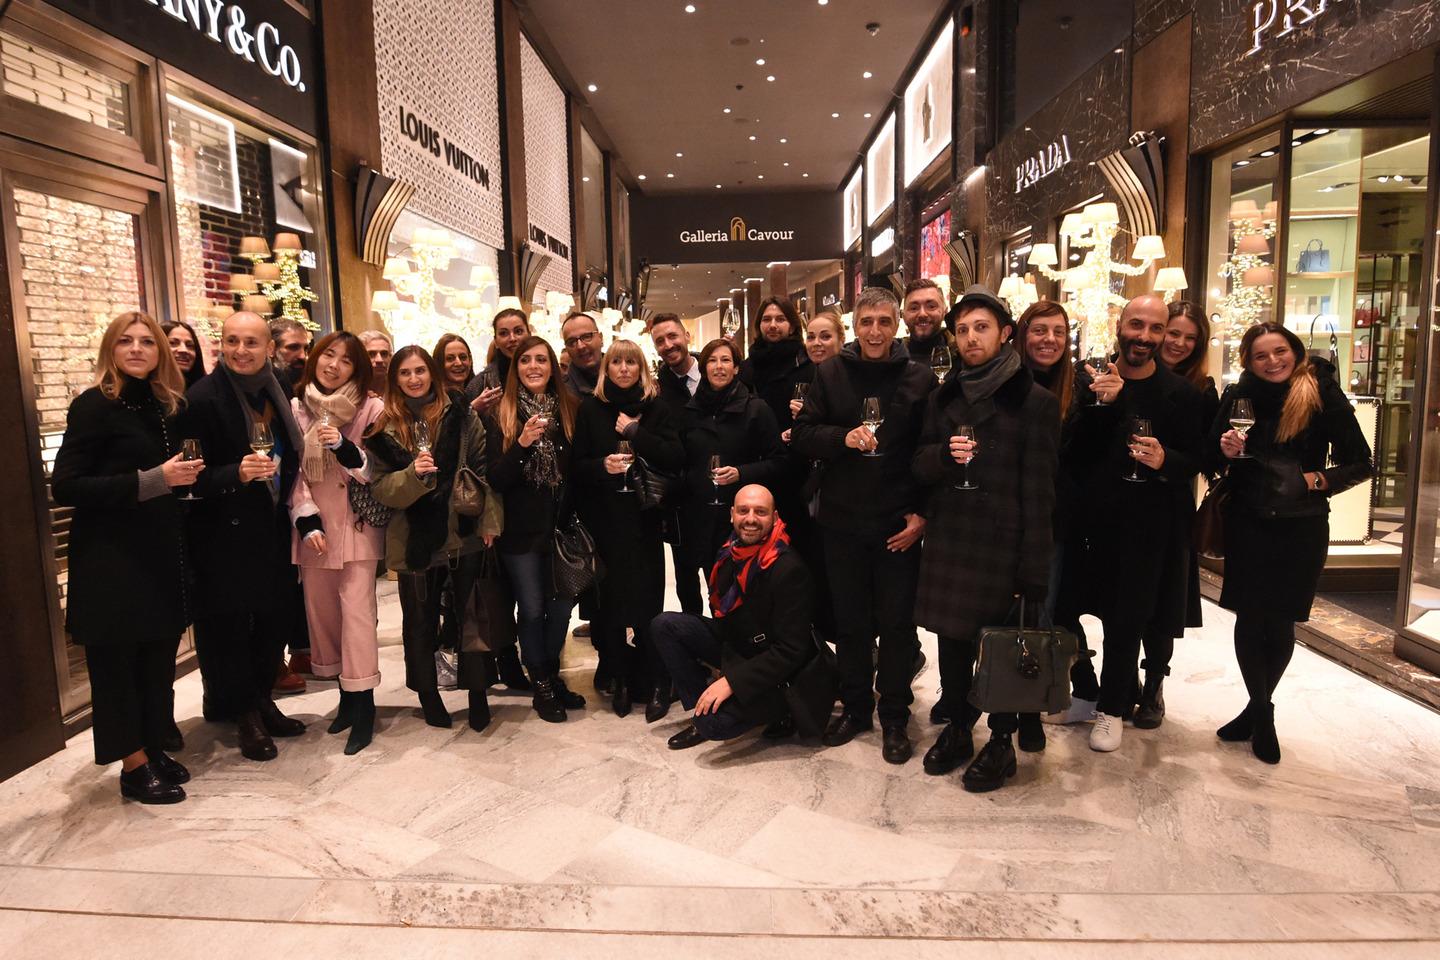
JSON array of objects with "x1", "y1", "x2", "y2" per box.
[
  {"x1": 645, "y1": 684, "x2": 673, "y2": 723},
  {"x1": 1217, "y1": 703, "x2": 1253, "y2": 742},
  {"x1": 498, "y1": 646, "x2": 532, "y2": 690},
  {"x1": 1251, "y1": 701, "x2": 1281, "y2": 764},
  {"x1": 418, "y1": 689, "x2": 452, "y2": 728},
  {"x1": 237, "y1": 710, "x2": 277, "y2": 761},
  {"x1": 550, "y1": 663, "x2": 586, "y2": 709},
  {"x1": 612, "y1": 680, "x2": 633, "y2": 718},
  {"x1": 1133, "y1": 669, "x2": 1167, "y2": 730},
  {"x1": 467, "y1": 687, "x2": 492, "y2": 732},
  {"x1": 345, "y1": 690, "x2": 375, "y2": 755},
  {"x1": 328, "y1": 690, "x2": 355, "y2": 735},
  {"x1": 531, "y1": 677, "x2": 567, "y2": 723}
]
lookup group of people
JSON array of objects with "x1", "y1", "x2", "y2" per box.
[{"x1": 55, "y1": 276, "x2": 1371, "y2": 805}]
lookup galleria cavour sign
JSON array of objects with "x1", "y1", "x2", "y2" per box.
[{"x1": 633, "y1": 192, "x2": 840, "y2": 264}]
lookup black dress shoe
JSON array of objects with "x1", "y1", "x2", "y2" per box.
[
  {"x1": 645, "y1": 687, "x2": 673, "y2": 724},
  {"x1": 237, "y1": 710, "x2": 277, "y2": 762},
  {"x1": 119, "y1": 763, "x2": 186, "y2": 804},
  {"x1": 418, "y1": 690, "x2": 453, "y2": 728},
  {"x1": 531, "y1": 678, "x2": 567, "y2": 723},
  {"x1": 762, "y1": 715, "x2": 796, "y2": 740},
  {"x1": 258, "y1": 699, "x2": 305, "y2": 738},
  {"x1": 1017, "y1": 715, "x2": 1047, "y2": 753},
  {"x1": 147, "y1": 750, "x2": 191, "y2": 785},
  {"x1": 161, "y1": 723, "x2": 184, "y2": 754},
  {"x1": 667, "y1": 724, "x2": 705, "y2": 750},
  {"x1": 881, "y1": 723, "x2": 912, "y2": 765},
  {"x1": 821, "y1": 712, "x2": 873, "y2": 747},
  {"x1": 922, "y1": 723, "x2": 974, "y2": 775},
  {"x1": 962, "y1": 736, "x2": 1017, "y2": 793},
  {"x1": 612, "y1": 681, "x2": 633, "y2": 718}
]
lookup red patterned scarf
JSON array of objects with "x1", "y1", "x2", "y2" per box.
[{"x1": 708, "y1": 516, "x2": 789, "y2": 618}]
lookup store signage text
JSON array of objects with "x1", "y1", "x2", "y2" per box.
[
  {"x1": 140, "y1": 0, "x2": 306, "y2": 91},
  {"x1": 529, "y1": 224, "x2": 569, "y2": 260},
  {"x1": 1245, "y1": 0, "x2": 1345, "y2": 57},
  {"x1": 679, "y1": 216, "x2": 796, "y2": 244},
  {"x1": 398, "y1": 106, "x2": 491, "y2": 189},
  {"x1": 1014, "y1": 135, "x2": 1071, "y2": 193}
]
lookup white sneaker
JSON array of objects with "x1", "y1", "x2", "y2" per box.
[
  {"x1": 1042, "y1": 697, "x2": 1098, "y2": 725},
  {"x1": 1089, "y1": 713, "x2": 1123, "y2": 752}
]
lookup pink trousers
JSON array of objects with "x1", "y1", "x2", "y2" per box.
[{"x1": 300, "y1": 561, "x2": 381, "y2": 691}]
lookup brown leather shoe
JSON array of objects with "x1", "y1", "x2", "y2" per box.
[
  {"x1": 288, "y1": 651, "x2": 314, "y2": 677},
  {"x1": 237, "y1": 710, "x2": 277, "y2": 762},
  {"x1": 273, "y1": 662, "x2": 306, "y2": 695}
]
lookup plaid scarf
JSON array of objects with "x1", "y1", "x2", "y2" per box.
[{"x1": 708, "y1": 515, "x2": 790, "y2": 618}]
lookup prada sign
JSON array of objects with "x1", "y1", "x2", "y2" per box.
[{"x1": 633, "y1": 191, "x2": 839, "y2": 264}]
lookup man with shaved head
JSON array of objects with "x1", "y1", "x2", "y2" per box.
[
  {"x1": 1062, "y1": 294, "x2": 1203, "y2": 754},
  {"x1": 181, "y1": 311, "x2": 307, "y2": 761},
  {"x1": 650, "y1": 484, "x2": 832, "y2": 749}
]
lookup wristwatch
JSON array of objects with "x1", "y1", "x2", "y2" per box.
[{"x1": 1311, "y1": 473, "x2": 1324, "y2": 490}]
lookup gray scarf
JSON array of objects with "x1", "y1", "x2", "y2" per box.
[
  {"x1": 959, "y1": 345, "x2": 1022, "y2": 404},
  {"x1": 218, "y1": 359, "x2": 304, "y2": 494}
]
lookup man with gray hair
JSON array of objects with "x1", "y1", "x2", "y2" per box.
[{"x1": 793, "y1": 286, "x2": 936, "y2": 765}]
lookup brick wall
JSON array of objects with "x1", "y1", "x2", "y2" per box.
[{"x1": 0, "y1": 30, "x2": 128, "y2": 133}]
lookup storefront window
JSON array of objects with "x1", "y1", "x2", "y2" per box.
[
  {"x1": 1405, "y1": 135, "x2": 1440, "y2": 640},
  {"x1": 0, "y1": 28, "x2": 129, "y2": 133},
  {"x1": 377, "y1": 210, "x2": 500, "y2": 362},
  {"x1": 919, "y1": 208, "x2": 951, "y2": 280}
]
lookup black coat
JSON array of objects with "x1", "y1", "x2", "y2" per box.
[
  {"x1": 913, "y1": 360, "x2": 1059, "y2": 634},
  {"x1": 655, "y1": 355, "x2": 699, "y2": 418},
  {"x1": 484, "y1": 406, "x2": 572, "y2": 555},
  {"x1": 739, "y1": 338, "x2": 808, "y2": 433},
  {"x1": 713, "y1": 548, "x2": 818, "y2": 725},
  {"x1": 792, "y1": 341, "x2": 937, "y2": 538},
  {"x1": 178, "y1": 368, "x2": 300, "y2": 618},
  {"x1": 51, "y1": 381, "x2": 187, "y2": 646},
  {"x1": 676, "y1": 382, "x2": 787, "y2": 570},
  {"x1": 571, "y1": 392, "x2": 684, "y2": 625},
  {"x1": 1060, "y1": 363, "x2": 1202, "y2": 635}
]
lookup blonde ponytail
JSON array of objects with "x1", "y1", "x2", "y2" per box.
[{"x1": 1275, "y1": 359, "x2": 1321, "y2": 443}]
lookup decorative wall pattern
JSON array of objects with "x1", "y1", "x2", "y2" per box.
[
  {"x1": 373, "y1": 0, "x2": 504, "y2": 251},
  {"x1": 521, "y1": 34, "x2": 573, "y2": 297}
]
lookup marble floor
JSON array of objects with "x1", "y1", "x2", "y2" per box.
[{"x1": 3, "y1": 588, "x2": 1440, "y2": 958}]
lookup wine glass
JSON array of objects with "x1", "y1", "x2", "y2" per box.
[
  {"x1": 861, "y1": 397, "x2": 884, "y2": 458},
  {"x1": 1229, "y1": 398, "x2": 1255, "y2": 460},
  {"x1": 1125, "y1": 417, "x2": 1153, "y2": 483},
  {"x1": 318, "y1": 410, "x2": 332, "y2": 429},
  {"x1": 953, "y1": 425, "x2": 978, "y2": 491},
  {"x1": 482, "y1": 367, "x2": 502, "y2": 392},
  {"x1": 708, "y1": 454, "x2": 725, "y2": 506},
  {"x1": 248, "y1": 420, "x2": 274, "y2": 456},
  {"x1": 1086, "y1": 350, "x2": 1111, "y2": 406},
  {"x1": 412, "y1": 418, "x2": 432, "y2": 454},
  {"x1": 792, "y1": 382, "x2": 810, "y2": 402},
  {"x1": 178, "y1": 438, "x2": 202, "y2": 501},
  {"x1": 616, "y1": 440, "x2": 635, "y2": 492},
  {"x1": 931, "y1": 346, "x2": 953, "y2": 381},
  {"x1": 534, "y1": 393, "x2": 554, "y2": 431}
]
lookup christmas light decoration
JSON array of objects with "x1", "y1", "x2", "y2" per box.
[{"x1": 1215, "y1": 200, "x2": 1277, "y2": 359}]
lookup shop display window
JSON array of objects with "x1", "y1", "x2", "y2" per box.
[
  {"x1": 377, "y1": 210, "x2": 501, "y2": 361},
  {"x1": 919, "y1": 208, "x2": 951, "y2": 280},
  {"x1": 0, "y1": 28, "x2": 129, "y2": 134}
]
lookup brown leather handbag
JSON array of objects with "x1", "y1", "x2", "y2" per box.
[
  {"x1": 1194, "y1": 474, "x2": 1229, "y2": 560},
  {"x1": 451, "y1": 423, "x2": 486, "y2": 517}
]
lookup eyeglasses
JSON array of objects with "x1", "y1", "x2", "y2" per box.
[{"x1": 564, "y1": 331, "x2": 597, "y2": 349}]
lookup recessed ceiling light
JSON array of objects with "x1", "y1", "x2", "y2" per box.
[
  {"x1": 766, "y1": 75, "x2": 775, "y2": 82},
  {"x1": 675, "y1": 151, "x2": 684, "y2": 157},
  {"x1": 1260, "y1": 150, "x2": 1276, "y2": 157},
  {"x1": 685, "y1": 4, "x2": 696, "y2": 12},
  {"x1": 1314, "y1": 128, "x2": 1332, "y2": 136},
  {"x1": 863, "y1": 112, "x2": 872, "y2": 118},
  {"x1": 722, "y1": 107, "x2": 731, "y2": 114},
  {"x1": 1113, "y1": 47, "x2": 1123, "y2": 54},
  {"x1": 587, "y1": 83, "x2": 598, "y2": 92},
  {"x1": 581, "y1": 176, "x2": 590, "y2": 182},
  {"x1": 779, "y1": 137, "x2": 787, "y2": 143},
  {"x1": 783, "y1": 161, "x2": 790, "y2": 166},
  {"x1": 755, "y1": 58, "x2": 765, "y2": 65},
  {"x1": 1235, "y1": 160, "x2": 1251, "y2": 167},
  {"x1": 1291, "y1": 140, "x2": 1302, "y2": 146},
  {"x1": 714, "y1": 184, "x2": 722, "y2": 189},
  {"x1": 862, "y1": 71, "x2": 872, "y2": 78},
  {"x1": 757, "y1": 174, "x2": 764, "y2": 180},
  {"x1": 817, "y1": 0, "x2": 828, "y2": 5},
  {"x1": 966, "y1": 67, "x2": 976, "y2": 74},
  {"x1": 666, "y1": 172, "x2": 675, "y2": 178},
  {"x1": 831, "y1": 112, "x2": 840, "y2": 118},
  {"x1": 637, "y1": 173, "x2": 647, "y2": 180},
  {"x1": 802, "y1": 172, "x2": 809, "y2": 177},
  {"x1": 748, "y1": 134, "x2": 757, "y2": 141}
]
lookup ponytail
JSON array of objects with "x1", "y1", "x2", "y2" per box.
[{"x1": 1275, "y1": 359, "x2": 1321, "y2": 443}]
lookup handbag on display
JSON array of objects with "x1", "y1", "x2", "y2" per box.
[
  {"x1": 347, "y1": 477, "x2": 394, "y2": 529},
  {"x1": 451, "y1": 424, "x2": 486, "y2": 517},
  {"x1": 1194, "y1": 473, "x2": 1230, "y2": 560},
  {"x1": 1297, "y1": 239, "x2": 1331, "y2": 273},
  {"x1": 968, "y1": 597, "x2": 1077, "y2": 716},
  {"x1": 631, "y1": 455, "x2": 683, "y2": 511},
  {"x1": 781, "y1": 629, "x2": 841, "y2": 737}
]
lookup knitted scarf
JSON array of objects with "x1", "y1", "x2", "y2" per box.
[
  {"x1": 708, "y1": 515, "x2": 790, "y2": 618},
  {"x1": 301, "y1": 381, "x2": 361, "y2": 482}
]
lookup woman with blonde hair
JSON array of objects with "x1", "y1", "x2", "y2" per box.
[
  {"x1": 572, "y1": 338, "x2": 684, "y2": 717},
  {"x1": 1209, "y1": 322, "x2": 1370, "y2": 763},
  {"x1": 52, "y1": 311, "x2": 200, "y2": 803}
]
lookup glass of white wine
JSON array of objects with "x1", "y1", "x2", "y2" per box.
[
  {"x1": 1229, "y1": 397, "x2": 1255, "y2": 460},
  {"x1": 616, "y1": 440, "x2": 635, "y2": 492},
  {"x1": 861, "y1": 397, "x2": 884, "y2": 458},
  {"x1": 248, "y1": 420, "x2": 274, "y2": 456},
  {"x1": 931, "y1": 346, "x2": 953, "y2": 382},
  {"x1": 412, "y1": 418, "x2": 432, "y2": 454},
  {"x1": 178, "y1": 438, "x2": 202, "y2": 501}
]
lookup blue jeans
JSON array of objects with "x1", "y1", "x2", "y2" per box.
[
  {"x1": 651, "y1": 612, "x2": 756, "y2": 741},
  {"x1": 500, "y1": 551, "x2": 575, "y2": 675}
]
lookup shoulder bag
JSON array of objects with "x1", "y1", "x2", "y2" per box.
[
  {"x1": 347, "y1": 477, "x2": 394, "y2": 529},
  {"x1": 551, "y1": 482, "x2": 604, "y2": 599},
  {"x1": 632, "y1": 454, "x2": 683, "y2": 511},
  {"x1": 1194, "y1": 473, "x2": 1230, "y2": 560},
  {"x1": 968, "y1": 597, "x2": 1077, "y2": 716},
  {"x1": 451, "y1": 418, "x2": 486, "y2": 517},
  {"x1": 780, "y1": 629, "x2": 840, "y2": 737},
  {"x1": 1297, "y1": 239, "x2": 1331, "y2": 273}
]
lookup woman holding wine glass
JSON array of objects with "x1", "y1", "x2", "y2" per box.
[
  {"x1": 287, "y1": 332, "x2": 387, "y2": 754},
  {"x1": 163, "y1": 319, "x2": 208, "y2": 391},
  {"x1": 52, "y1": 311, "x2": 199, "y2": 803},
  {"x1": 677, "y1": 338, "x2": 787, "y2": 617},
  {"x1": 483, "y1": 335, "x2": 584, "y2": 722},
  {"x1": 365, "y1": 346, "x2": 502, "y2": 732},
  {"x1": 1208, "y1": 322, "x2": 1370, "y2": 764},
  {"x1": 572, "y1": 339, "x2": 684, "y2": 719}
]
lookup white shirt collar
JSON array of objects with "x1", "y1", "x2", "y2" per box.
[{"x1": 677, "y1": 357, "x2": 701, "y2": 394}]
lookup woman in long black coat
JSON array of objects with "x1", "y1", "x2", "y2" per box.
[
  {"x1": 571, "y1": 339, "x2": 684, "y2": 720},
  {"x1": 677, "y1": 338, "x2": 787, "y2": 610},
  {"x1": 52, "y1": 311, "x2": 201, "y2": 804},
  {"x1": 1209, "y1": 323, "x2": 1370, "y2": 765}
]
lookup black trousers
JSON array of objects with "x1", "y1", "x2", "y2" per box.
[
  {"x1": 823, "y1": 530, "x2": 921, "y2": 725},
  {"x1": 194, "y1": 609, "x2": 286, "y2": 719},
  {"x1": 84, "y1": 638, "x2": 177, "y2": 765},
  {"x1": 651, "y1": 612, "x2": 756, "y2": 740},
  {"x1": 398, "y1": 553, "x2": 487, "y2": 693},
  {"x1": 593, "y1": 614, "x2": 669, "y2": 695},
  {"x1": 1097, "y1": 610, "x2": 1159, "y2": 717},
  {"x1": 673, "y1": 539, "x2": 705, "y2": 616},
  {"x1": 284, "y1": 564, "x2": 309, "y2": 656},
  {"x1": 1233, "y1": 612, "x2": 1296, "y2": 702},
  {"x1": 1065, "y1": 618, "x2": 1102, "y2": 702},
  {"x1": 936, "y1": 631, "x2": 1036, "y2": 736}
]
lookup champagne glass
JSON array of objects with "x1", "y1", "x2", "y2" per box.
[
  {"x1": 708, "y1": 454, "x2": 725, "y2": 506},
  {"x1": 412, "y1": 418, "x2": 432, "y2": 454},
  {"x1": 482, "y1": 367, "x2": 502, "y2": 392},
  {"x1": 318, "y1": 410, "x2": 332, "y2": 429},
  {"x1": 534, "y1": 393, "x2": 554, "y2": 431},
  {"x1": 792, "y1": 382, "x2": 810, "y2": 402},
  {"x1": 954, "y1": 425, "x2": 978, "y2": 491},
  {"x1": 1086, "y1": 350, "x2": 1111, "y2": 406},
  {"x1": 178, "y1": 438, "x2": 202, "y2": 501},
  {"x1": 861, "y1": 397, "x2": 884, "y2": 458},
  {"x1": 1229, "y1": 398, "x2": 1255, "y2": 460},
  {"x1": 931, "y1": 346, "x2": 953, "y2": 381},
  {"x1": 616, "y1": 440, "x2": 635, "y2": 492},
  {"x1": 1125, "y1": 417, "x2": 1152, "y2": 483},
  {"x1": 248, "y1": 420, "x2": 274, "y2": 456}
]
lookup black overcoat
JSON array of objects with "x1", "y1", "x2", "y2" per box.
[
  {"x1": 739, "y1": 339, "x2": 808, "y2": 433},
  {"x1": 51, "y1": 382, "x2": 187, "y2": 645},
  {"x1": 912, "y1": 362, "x2": 1059, "y2": 635},
  {"x1": 713, "y1": 548, "x2": 819, "y2": 725}
]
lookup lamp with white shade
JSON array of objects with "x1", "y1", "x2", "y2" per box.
[
  {"x1": 1027, "y1": 243, "x2": 1059, "y2": 267},
  {"x1": 1154, "y1": 267, "x2": 1188, "y2": 301},
  {"x1": 1131, "y1": 235, "x2": 1166, "y2": 263}
]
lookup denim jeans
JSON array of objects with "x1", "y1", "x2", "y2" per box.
[{"x1": 500, "y1": 550, "x2": 575, "y2": 675}]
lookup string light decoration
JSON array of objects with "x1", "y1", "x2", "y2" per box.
[
  {"x1": 1215, "y1": 200, "x2": 1277, "y2": 357},
  {"x1": 236, "y1": 233, "x2": 319, "y2": 331}
]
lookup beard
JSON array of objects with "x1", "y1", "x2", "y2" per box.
[{"x1": 1118, "y1": 332, "x2": 1156, "y2": 366}]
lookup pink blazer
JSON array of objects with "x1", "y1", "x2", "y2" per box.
[{"x1": 289, "y1": 396, "x2": 386, "y2": 569}]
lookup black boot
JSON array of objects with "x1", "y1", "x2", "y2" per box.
[
  {"x1": 962, "y1": 735, "x2": 1018, "y2": 793},
  {"x1": 1133, "y1": 666, "x2": 1167, "y2": 730},
  {"x1": 1217, "y1": 704, "x2": 1253, "y2": 742},
  {"x1": 498, "y1": 646, "x2": 532, "y2": 691},
  {"x1": 551, "y1": 664, "x2": 586, "y2": 709},
  {"x1": 922, "y1": 722, "x2": 974, "y2": 775},
  {"x1": 612, "y1": 680, "x2": 633, "y2": 718},
  {"x1": 531, "y1": 678, "x2": 567, "y2": 723},
  {"x1": 467, "y1": 687, "x2": 492, "y2": 732},
  {"x1": 645, "y1": 684, "x2": 673, "y2": 723},
  {"x1": 258, "y1": 699, "x2": 305, "y2": 738},
  {"x1": 236, "y1": 710, "x2": 277, "y2": 761},
  {"x1": 418, "y1": 689, "x2": 452, "y2": 728},
  {"x1": 1251, "y1": 701, "x2": 1281, "y2": 764},
  {"x1": 328, "y1": 690, "x2": 355, "y2": 735},
  {"x1": 345, "y1": 690, "x2": 375, "y2": 755},
  {"x1": 119, "y1": 763, "x2": 186, "y2": 804}
]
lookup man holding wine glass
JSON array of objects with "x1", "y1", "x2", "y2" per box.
[
  {"x1": 1060, "y1": 295, "x2": 1204, "y2": 754},
  {"x1": 180, "y1": 311, "x2": 307, "y2": 762}
]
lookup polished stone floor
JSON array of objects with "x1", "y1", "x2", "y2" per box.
[{"x1": 3, "y1": 589, "x2": 1440, "y2": 957}]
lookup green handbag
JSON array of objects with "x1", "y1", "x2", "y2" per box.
[{"x1": 968, "y1": 597, "x2": 1078, "y2": 715}]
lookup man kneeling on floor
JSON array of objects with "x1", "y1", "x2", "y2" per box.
[{"x1": 652, "y1": 484, "x2": 823, "y2": 750}]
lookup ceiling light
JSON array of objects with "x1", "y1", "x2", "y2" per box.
[
  {"x1": 831, "y1": 112, "x2": 840, "y2": 118},
  {"x1": 862, "y1": 71, "x2": 873, "y2": 78},
  {"x1": 1235, "y1": 159, "x2": 1251, "y2": 167},
  {"x1": 1259, "y1": 150, "x2": 1276, "y2": 157},
  {"x1": 863, "y1": 112, "x2": 872, "y2": 118},
  {"x1": 755, "y1": 58, "x2": 765, "y2": 65},
  {"x1": 966, "y1": 67, "x2": 976, "y2": 74},
  {"x1": 685, "y1": 3, "x2": 696, "y2": 11},
  {"x1": 779, "y1": 137, "x2": 787, "y2": 143},
  {"x1": 723, "y1": 107, "x2": 731, "y2": 114},
  {"x1": 715, "y1": 184, "x2": 722, "y2": 188},
  {"x1": 666, "y1": 172, "x2": 675, "y2": 178},
  {"x1": 637, "y1": 173, "x2": 647, "y2": 180},
  {"x1": 675, "y1": 151, "x2": 684, "y2": 157},
  {"x1": 766, "y1": 75, "x2": 775, "y2": 82},
  {"x1": 1314, "y1": 128, "x2": 1331, "y2": 135},
  {"x1": 581, "y1": 176, "x2": 590, "y2": 182},
  {"x1": 802, "y1": 172, "x2": 809, "y2": 177},
  {"x1": 748, "y1": 134, "x2": 757, "y2": 141},
  {"x1": 1113, "y1": 47, "x2": 1123, "y2": 54},
  {"x1": 783, "y1": 161, "x2": 789, "y2": 166},
  {"x1": 587, "y1": 83, "x2": 598, "y2": 92},
  {"x1": 818, "y1": 0, "x2": 828, "y2": 5},
  {"x1": 1292, "y1": 140, "x2": 1302, "y2": 146},
  {"x1": 1377, "y1": 175, "x2": 1390, "y2": 182},
  {"x1": 757, "y1": 174, "x2": 764, "y2": 179}
]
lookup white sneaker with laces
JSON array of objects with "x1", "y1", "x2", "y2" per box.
[
  {"x1": 1089, "y1": 713, "x2": 1123, "y2": 752},
  {"x1": 1042, "y1": 697, "x2": 1098, "y2": 725}
]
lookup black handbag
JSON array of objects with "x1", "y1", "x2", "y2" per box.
[
  {"x1": 632, "y1": 455, "x2": 683, "y2": 511},
  {"x1": 969, "y1": 597, "x2": 1077, "y2": 715},
  {"x1": 781, "y1": 630, "x2": 840, "y2": 737},
  {"x1": 551, "y1": 484, "x2": 604, "y2": 599},
  {"x1": 467, "y1": 546, "x2": 516, "y2": 655},
  {"x1": 1296, "y1": 238, "x2": 1331, "y2": 273},
  {"x1": 1194, "y1": 473, "x2": 1230, "y2": 560},
  {"x1": 347, "y1": 477, "x2": 394, "y2": 529}
]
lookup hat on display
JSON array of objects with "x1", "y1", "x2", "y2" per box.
[{"x1": 955, "y1": 284, "x2": 1014, "y2": 328}]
